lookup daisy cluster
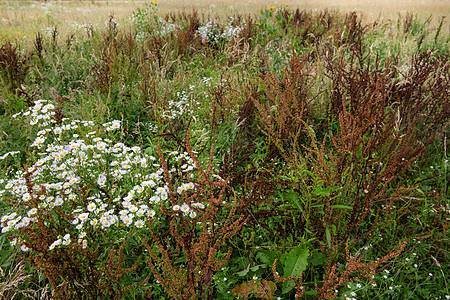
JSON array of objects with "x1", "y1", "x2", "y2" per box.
[
  {"x1": 155, "y1": 17, "x2": 180, "y2": 37},
  {"x1": 131, "y1": 0, "x2": 179, "y2": 43},
  {"x1": 196, "y1": 19, "x2": 243, "y2": 46},
  {"x1": 162, "y1": 90, "x2": 198, "y2": 120},
  {"x1": 1, "y1": 100, "x2": 202, "y2": 252}
]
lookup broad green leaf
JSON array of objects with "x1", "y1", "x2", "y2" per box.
[
  {"x1": 310, "y1": 250, "x2": 326, "y2": 266},
  {"x1": 256, "y1": 250, "x2": 277, "y2": 265},
  {"x1": 236, "y1": 268, "x2": 249, "y2": 276},
  {"x1": 250, "y1": 264, "x2": 267, "y2": 272},
  {"x1": 281, "y1": 190, "x2": 303, "y2": 212},
  {"x1": 312, "y1": 181, "x2": 339, "y2": 197},
  {"x1": 282, "y1": 244, "x2": 309, "y2": 294}
]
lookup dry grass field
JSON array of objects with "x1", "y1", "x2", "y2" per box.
[{"x1": 0, "y1": 0, "x2": 449, "y2": 42}]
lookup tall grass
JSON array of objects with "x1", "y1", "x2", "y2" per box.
[{"x1": 0, "y1": 5, "x2": 448, "y2": 299}]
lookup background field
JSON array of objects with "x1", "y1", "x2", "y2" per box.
[{"x1": 1, "y1": 0, "x2": 449, "y2": 43}]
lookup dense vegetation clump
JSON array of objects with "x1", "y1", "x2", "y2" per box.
[{"x1": 0, "y1": 3, "x2": 448, "y2": 299}]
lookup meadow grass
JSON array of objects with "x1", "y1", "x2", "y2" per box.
[{"x1": 0, "y1": 2, "x2": 448, "y2": 299}]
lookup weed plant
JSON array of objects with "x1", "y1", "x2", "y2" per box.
[{"x1": 0, "y1": 5, "x2": 448, "y2": 299}]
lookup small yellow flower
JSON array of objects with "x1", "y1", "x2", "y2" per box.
[
  {"x1": 268, "y1": 6, "x2": 275, "y2": 10},
  {"x1": 152, "y1": 1, "x2": 157, "y2": 4}
]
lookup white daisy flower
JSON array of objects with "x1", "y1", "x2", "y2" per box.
[
  {"x1": 180, "y1": 204, "x2": 190, "y2": 213},
  {"x1": 135, "y1": 219, "x2": 144, "y2": 228},
  {"x1": 87, "y1": 203, "x2": 97, "y2": 212}
]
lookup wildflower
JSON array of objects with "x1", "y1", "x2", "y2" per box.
[
  {"x1": 78, "y1": 213, "x2": 89, "y2": 222},
  {"x1": 173, "y1": 205, "x2": 180, "y2": 211},
  {"x1": 22, "y1": 193, "x2": 31, "y2": 202},
  {"x1": 27, "y1": 208, "x2": 37, "y2": 217},
  {"x1": 177, "y1": 185, "x2": 186, "y2": 194},
  {"x1": 21, "y1": 245, "x2": 30, "y2": 252},
  {"x1": 62, "y1": 234, "x2": 71, "y2": 245},
  {"x1": 122, "y1": 216, "x2": 132, "y2": 226},
  {"x1": 109, "y1": 216, "x2": 117, "y2": 225},
  {"x1": 110, "y1": 120, "x2": 121, "y2": 129},
  {"x1": 54, "y1": 197, "x2": 63, "y2": 206},
  {"x1": 180, "y1": 204, "x2": 190, "y2": 213},
  {"x1": 18, "y1": 217, "x2": 30, "y2": 228},
  {"x1": 87, "y1": 203, "x2": 97, "y2": 212},
  {"x1": 152, "y1": 1, "x2": 157, "y2": 4},
  {"x1": 156, "y1": 186, "x2": 166, "y2": 194},
  {"x1": 150, "y1": 173, "x2": 160, "y2": 180},
  {"x1": 7, "y1": 219, "x2": 17, "y2": 227},
  {"x1": 268, "y1": 6, "x2": 275, "y2": 10},
  {"x1": 135, "y1": 219, "x2": 144, "y2": 228},
  {"x1": 252, "y1": 276, "x2": 257, "y2": 280},
  {"x1": 49, "y1": 238, "x2": 62, "y2": 250},
  {"x1": 101, "y1": 219, "x2": 111, "y2": 227},
  {"x1": 97, "y1": 174, "x2": 106, "y2": 186}
]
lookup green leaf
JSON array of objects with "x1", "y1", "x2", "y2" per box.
[
  {"x1": 330, "y1": 205, "x2": 353, "y2": 210},
  {"x1": 282, "y1": 244, "x2": 309, "y2": 294},
  {"x1": 309, "y1": 250, "x2": 326, "y2": 266},
  {"x1": 325, "y1": 227, "x2": 331, "y2": 248},
  {"x1": 305, "y1": 290, "x2": 318, "y2": 296},
  {"x1": 281, "y1": 190, "x2": 303, "y2": 212},
  {"x1": 236, "y1": 268, "x2": 249, "y2": 276},
  {"x1": 300, "y1": 169, "x2": 315, "y2": 180},
  {"x1": 256, "y1": 250, "x2": 277, "y2": 265},
  {"x1": 250, "y1": 264, "x2": 267, "y2": 272},
  {"x1": 312, "y1": 181, "x2": 339, "y2": 197}
]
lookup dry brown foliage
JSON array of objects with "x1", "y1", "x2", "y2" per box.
[{"x1": 143, "y1": 130, "x2": 247, "y2": 299}]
